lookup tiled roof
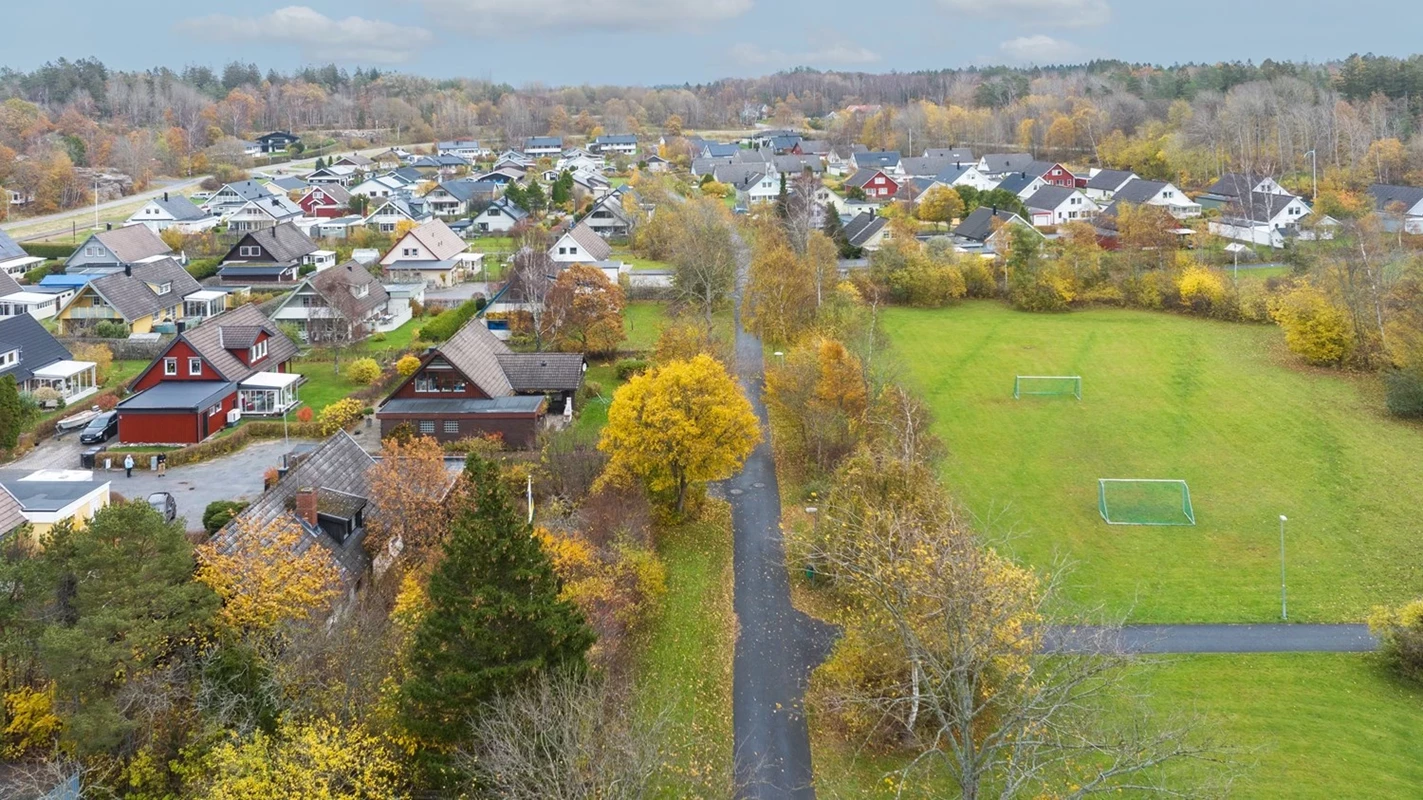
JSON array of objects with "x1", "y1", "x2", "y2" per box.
[
  {"x1": 1112, "y1": 179, "x2": 1169, "y2": 205},
  {"x1": 304, "y1": 184, "x2": 351, "y2": 204},
  {"x1": 152, "y1": 194, "x2": 209, "y2": 221},
  {"x1": 247, "y1": 223, "x2": 319, "y2": 264},
  {"x1": 563, "y1": 222, "x2": 612, "y2": 261},
  {"x1": 0, "y1": 270, "x2": 20, "y2": 297},
  {"x1": 406, "y1": 218, "x2": 468, "y2": 261},
  {"x1": 93, "y1": 225, "x2": 172, "y2": 263},
  {"x1": 181, "y1": 303, "x2": 298, "y2": 382},
  {"x1": 1085, "y1": 169, "x2": 1138, "y2": 191},
  {"x1": 1369, "y1": 183, "x2": 1423, "y2": 212},
  {"x1": 86, "y1": 258, "x2": 201, "y2": 322},
  {"x1": 309, "y1": 262, "x2": 390, "y2": 320},
  {"x1": 978, "y1": 153, "x2": 1035, "y2": 174},
  {"x1": 1024, "y1": 185, "x2": 1078, "y2": 211},
  {"x1": 954, "y1": 207, "x2": 1032, "y2": 241},
  {"x1": 0, "y1": 230, "x2": 26, "y2": 261},
  {"x1": 0, "y1": 313, "x2": 72, "y2": 384},
  {"x1": 844, "y1": 168, "x2": 886, "y2": 188},
  {"x1": 843, "y1": 212, "x2": 887, "y2": 247},
  {"x1": 428, "y1": 318, "x2": 514, "y2": 398},
  {"x1": 924, "y1": 148, "x2": 973, "y2": 160},
  {"x1": 899, "y1": 156, "x2": 958, "y2": 177},
  {"x1": 217, "y1": 325, "x2": 263, "y2": 350},
  {"x1": 0, "y1": 483, "x2": 23, "y2": 537},
  {"x1": 495, "y1": 353, "x2": 586, "y2": 392},
  {"x1": 995, "y1": 172, "x2": 1041, "y2": 195}
]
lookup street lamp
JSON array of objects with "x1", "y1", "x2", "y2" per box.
[
  {"x1": 1279, "y1": 515, "x2": 1289, "y2": 620},
  {"x1": 773, "y1": 350, "x2": 785, "y2": 366}
]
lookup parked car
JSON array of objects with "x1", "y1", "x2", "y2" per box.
[
  {"x1": 78, "y1": 411, "x2": 119, "y2": 445},
  {"x1": 147, "y1": 492, "x2": 177, "y2": 524}
]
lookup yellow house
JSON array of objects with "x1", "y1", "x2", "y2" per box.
[
  {"x1": 54, "y1": 258, "x2": 203, "y2": 335},
  {"x1": 0, "y1": 469, "x2": 111, "y2": 539}
]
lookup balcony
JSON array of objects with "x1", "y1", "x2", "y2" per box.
[{"x1": 65, "y1": 306, "x2": 119, "y2": 319}]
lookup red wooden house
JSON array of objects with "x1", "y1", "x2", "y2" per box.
[
  {"x1": 845, "y1": 168, "x2": 898, "y2": 200},
  {"x1": 116, "y1": 304, "x2": 301, "y2": 444},
  {"x1": 299, "y1": 185, "x2": 352, "y2": 219}
]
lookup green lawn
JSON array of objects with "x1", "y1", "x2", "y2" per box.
[
  {"x1": 634, "y1": 507, "x2": 735, "y2": 796},
  {"x1": 571, "y1": 363, "x2": 619, "y2": 439},
  {"x1": 293, "y1": 358, "x2": 363, "y2": 413},
  {"x1": 624, "y1": 301, "x2": 670, "y2": 352},
  {"x1": 354, "y1": 319, "x2": 421, "y2": 357},
  {"x1": 882, "y1": 302, "x2": 1423, "y2": 624}
]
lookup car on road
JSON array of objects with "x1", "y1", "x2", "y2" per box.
[
  {"x1": 78, "y1": 411, "x2": 119, "y2": 445},
  {"x1": 147, "y1": 492, "x2": 177, "y2": 523}
]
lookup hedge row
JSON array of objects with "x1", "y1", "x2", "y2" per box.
[
  {"x1": 21, "y1": 243, "x2": 77, "y2": 259},
  {"x1": 92, "y1": 418, "x2": 336, "y2": 470}
]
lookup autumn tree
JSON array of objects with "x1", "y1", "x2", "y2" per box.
[
  {"x1": 186, "y1": 716, "x2": 406, "y2": 799},
  {"x1": 745, "y1": 242, "x2": 816, "y2": 346},
  {"x1": 1116, "y1": 202, "x2": 1178, "y2": 271},
  {"x1": 598, "y1": 355, "x2": 760, "y2": 513},
  {"x1": 197, "y1": 516, "x2": 341, "y2": 635},
  {"x1": 509, "y1": 244, "x2": 559, "y2": 352},
  {"x1": 669, "y1": 197, "x2": 739, "y2": 331},
  {"x1": 916, "y1": 185, "x2": 964, "y2": 230},
  {"x1": 544, "y1": 263, "x2": 626, "y2": 357},
  {"x1": 765, "y1": 338, "x2": 867, "y2": 473},
  {"x1": 364, "y1": 435, "x2": 458, "y2": 570}
]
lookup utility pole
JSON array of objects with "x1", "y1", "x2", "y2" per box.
[
  {"x1": 1279, "y1": 515, "x2": 1289, "y2": 620},
  {"x1": 1303, "y1": 150, "x2": 1317, "y2": 203}
]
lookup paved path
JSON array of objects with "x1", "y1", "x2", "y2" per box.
[
  {"x1": 728, "y1": 240, "x2": 838, "y2": 799},
  {"x1": 1044, "y1": 624, "x2": 1376, "y2": 654}
]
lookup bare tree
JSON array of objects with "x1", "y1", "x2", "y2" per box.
[
  {"x1": 670, "y1": 197, "x2": 739, "y2": 331},
  {"x1": 307, "y1": 267, "x2": 372, "y2": 374},
  {"x1": 509, "y1": 245, "x2": 559, "y2": 352},
  {"x1": 782, "y1": 170, "x2": 823, "y2": 257}
]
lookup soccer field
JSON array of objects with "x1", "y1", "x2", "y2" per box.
[{"x1": 883, "y1": 302, "x2": 1423, "y2": 623}]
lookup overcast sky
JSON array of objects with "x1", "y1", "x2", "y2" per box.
[{"x1": 7, "y1": 0, "x2": 1421, "y2": 86}]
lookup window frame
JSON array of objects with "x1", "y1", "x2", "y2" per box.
[
  {"x1": 163, "y1": 358, "x2": 178, "y2": 376},
  {"x1": 188, "y1": 357, "x2": 202, "y2": 375}
]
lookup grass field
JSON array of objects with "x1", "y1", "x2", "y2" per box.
[
  {"x1": 882, "y1": 302, "x2": 1423, "y2": 624},
  {"x1": 624, "y1": 301, "x2": 671, "y2": 352}
]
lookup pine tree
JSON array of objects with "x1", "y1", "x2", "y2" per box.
[
  {"x1": 822, "y1": 206, "x2": 858, "y2": 259},
  {"x1": 314, "y1": 156, "x2": 326, "y2": 170},
  {"x1": 524, "y1": 179, "x2": 547, "y2": 212},
  {"x1": 776, "y1": 172, "x2": 789, "y2": 218},
  {"x1": 399, "y1": 455, "x2": 593, "y2": 752},
  {"x1": 503, "y1": 182, "x2": 527, "y2": 211},
  {"x1": 0, "y1": 374, "x2": 21, "y2": 450}
]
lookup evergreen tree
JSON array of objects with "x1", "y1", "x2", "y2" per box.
[
  {"x1": 399, "y1": 455, "x2": 593, "y2": 753},
  {"x1": 524, "y1": 179, "x2": 548, "y2": 212},
  {"x1": 314, "y1": 156, "x2": 326, "y2": 170},
  {"x1": 776, "y1": 172, "x2": 789, "y2": 218},
  {"x1": 0, "y1": 374, "x2": 21, "y2": 450},
  {"x1": 822, "y1": 206, "x2": 859, "y2": 259},
  {"x1": 503, "y1": 182, "x2": 527, "y2": 211},
  {"x1": 551, "y1": 169, "x2": 574, "y2": 206}
]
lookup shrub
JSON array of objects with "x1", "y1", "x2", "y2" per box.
[
  {"x1": 1270, "y1": 285, "x2": 1353, "y2": 366},
  {"x1": 1176, "y1": 266, "x2": 1228, "y2": 314},
  {"x1": 959, "y1": 258, "x2": 996, "y2": 298},
  {"x1": 1384, "y1": 368, "x2": 1423, "y2": 418},
  {"x1": 69, "y1": 342, "x2": 114, "y2": 384},
  {"x1": 370, "y1": 332, "x2": 387, "y2": 342},
  {"x1": 296, "y1": 406, "x2": 314, "y2": 424},
  {"x1": 1370, "y1": 599, "x2": 1423, "y2": 682},
  {"x1": 202, "y1": 500, "x2": 249, "y2": 534},
  {"x1": 583, "y1": 380, "x2": 604, "y2": 399},
  {"x1": 344, "y1": 357, "x2": 381, "y2": 385},
  {"x1": 94, "y1": 394, "x2": 118, "y2": 411},
  {"x1": 30, "y1": 387, "x2": 62, "y2": 407},
  {"x1": 396, "y1": 354, "x2": 422, "y2": 377},
  {"x1": 20, "y1": 243, "x2": 76, "y2": 259},
  {"x1": 615, "y1": 358, "x2": 649, "y2": 380},
  {"x1": 93, "y1": 320, "x2": 129, "y2": 339},
  {"x1": 417, "y1": 299, "x2": 480, "y2": 341},
  {"x1": 186, "y1": 258, "x2": 221, "y2": 280},
  {"x1": 317, "y1": 397, "x2": 365, "y2": 434},
  {"x1": 444, "y1": 435, "x2": 504, "y2": 456}
]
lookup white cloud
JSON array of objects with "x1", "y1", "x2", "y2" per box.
[
  {"x1": 938, "y1": 0, "x2": 1110, "y2": 28},
  {"x1": 419, "y1": 0, "x2": 753, "y2": 33},
  {"x1": 731, "y1": 41, "x2": 880, "y2": 69},
  {"x1": 998, "y1": 34, "x2": 1087, "y2": 64},
  {"x1": 176, "y1": 6, "x2": 434, "y2": 65}
]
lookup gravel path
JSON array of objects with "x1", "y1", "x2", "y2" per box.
[{"x1": 1044, "y1": 623, "x2": 1377, "y2": 654}]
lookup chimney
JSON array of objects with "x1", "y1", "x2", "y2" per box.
[
  {"x1": 295, "y1": 487, "x2": 319, "y2": 528},
  {"x1": 105, "y1": 222, "x2": 112, "y2": 231},
  {"x1": 124, "y1": 264, "x2": 131, "y2": 277},
  {"x1": 163, "y1": 192, "x2": 169, "y2": 202}
]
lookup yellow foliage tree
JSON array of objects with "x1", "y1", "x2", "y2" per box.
[
  {"x1": 745, "y1": 243, "x2": 816, "y2": 347},
  {"x1": 1177, "y1": 265, "x2": 1227, "y2": 313},
  {"x1": 2, "y1": 684, "x2": 61, "y2": 758},
  {"x1": 394, "y1": 218, "x2": 418, "y2": 240},
  {"x1": 915, "y1": 186, "x2": 964, "y2": 230},
  {"x1": 197, "y1": 516, "x2": 342, "y2": 634},
  {"x1": 544, "y1": 263, "x2": 626, "y2": 356},
  {"x1": 1271, "y1": 284, "x2": 1354, "y2": 366},
  {"x1": 190, "y1": 716, "x2": 406, "y2": 799},
  {"x1": 396, "y1": 354, "x2": 421, "y2": 378},
  {"x1": 598, "y1": 354, "x2": 760, "y2": 513},
  {"x1": 364, "y1": 435, "x2": 457, "y2": 568}
]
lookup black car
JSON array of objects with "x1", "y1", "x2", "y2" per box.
[
  {"x1": 147, "y1": 492, "x2": 177, "y2": 524},
  {"x1": 78, "y1": 411, "x2": 119, "y2": 445}
]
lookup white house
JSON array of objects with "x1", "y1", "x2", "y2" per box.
[
  {"x1": 590, "y1": 134, "x2": 638, "y2": 156},
  {"x1": 524, "y1": 137, "x2": 563, "y2": 157},
  {"x1": 994, "y1": 171, "x2": 1049, "y2": 200},
  {"x1": 1023, "y1": 186, "x2": 1099, "y2": 226},
  {"x1": 471, "y1": 199, "x2": 529, "y2": 234},
  {"x1": 125, "y1": 193, "x2": 219, "y2": 233},
  {"x1": 364, "y1": 196, "x2": 431, "y2": 234},
  {"x1": 0, "y1": 272, "x2": 62, "y2": 320},
  {"x1": 380, "y1": 218, "x2": 480, "y2": 287},
  {"x1": 1208, "y1": 193, "x2": 1332, "y2": 248},
  {"x1": 1110, "y1": 179, "x2": 1201, "y2": 219},
  {"x1": 437, "y1": 140, "x2": 489, "y2": 159},
  {"x1": 0, "y1": 231, "x2": 43, "y2": 279},
  {"x1": 1369, "y1": 184, "x2": 1423, "y2": 234},
  {"x1": 549, "y1": 222, "x2": 613, "y2": 264},
  {"x1": 201, "y1": 180, "x2": 274, "y2": 216},
  {"x1": 227, "y1": 195, "x2": 304, "y2": 233},
  {"x1": 349, "y1": 174, "x2": 409, "y2": 200},
  {"x1": 928, "y1": 163, "x2": 999, "y2": 193}
]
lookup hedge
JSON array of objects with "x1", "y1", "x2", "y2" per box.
[
  {"x1": 417, "y1": 299, "x2": 480, "y2": 341},
  {"x1": 186, "y1": 258, "x2": 221, "y2": 280},
  {"x1": 22, "y1": 243, "x2": 76, "y2": 259},
  {"x1": 90, "y1": 418, "x2": 334, "y2": 470}
]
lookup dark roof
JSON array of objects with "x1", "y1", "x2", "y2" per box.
[
  {"x1": 1021, "y1": 160, "x2": 1061, "y2": 178},
  {"x1": 593, "y1": 134, "x2": 638, "y2": 145},
  {"x1": 899, "y1": 156, "x2": 957, "y2": 177},
  {"x1": 304, "y1": 184, "x2": 351, "y2": 204},
  {"x1": 151, "y1": 194, "x2": 209, "y2": 221},
  {"x1": 525, "y1": 136, "x2": 563, "y2": 148},
  {"x1": 1205, "y1": 173, "x2": 1285, "y2": 199},
  {"x1": 979, "y1": 153, "x2": 1035, "y2": 174},
  {"x1": 703, "y1": 143, "x2": 740, "y2": 158},
  {"x1": 1368, "y1": 183, "x2": 1423, "y2": 213},
  {"x1": 267, "y1": 176, "x2": 308, "y2": 192},
  {"x1": 853, "y1": 151, "x2": 901, "y2": 169},
  {"x1": 242, "y1": 223, "x2": 319, "y2": 264},
  {"x1": 0, "y1": 483, "x2": 23, "y2": 536},
  {"x1": 380, "y1": 395, "x2": 545, "y2": 415},
  {"x1": 117, "y1": 380, "x2": 234, "y2": 411},
  {"x1": 1112, "y1": 179, "x2": 1170, "y2": 205},
  {"x1": 843, "y1": 212, "x2": 887, "y2": 247},
  {"x1": 86, "y1": 258, "x2": 201, "y2": 322},
  {"x1": 844, "y1": 168, "x2": 887, "y2": 188},
  {"x1": 1024, "y1": 185, "x2": 1078, "y2": 211},
  {"x1": 423, "y1": 318, "x2": 514, "y2": 398},
  {"x1": 438, "y1": 178, "x2": 492, "y2": 203},
  {"x1": 217, "y1": 325, "x2": 263, "y2": 350},
  {"x1": 954, "y1": 207, "x2": 1032, "y2": 241},
  {"x1": 0, "y1": 471, "x2": 107, "y2": 513},
  {"x1": 1227, "y1": 192, "x2": 1303, "y2": 224},
  {"x1": 1085, "y1": 169, "x2": 1139, "y2": 191},
  {"x1": 495, "y1": 353, "x2": 585, "y2": 392},
  {"x1": 798, "y1": 140, "x2": 832, "y2": 154},
  {"x1": 213, "y1": 431, "x2": 376, "y2": 586},
  {"x1": 309, "y1": 262, "x2": 390, "y2": 320},
  {"x1": 0, "y1": 270, "x2": 20, "y2": 297},
  {"x1": 257, "y1": 131, "x2": 299, "y2": 142},
  {"x1": 930, "y1": 163, "x2": 975, "y2": 186},
  {"x1": 995, "y1": 172, "x2": 1041, "y2": 195},
  {"x1": 216, "y1": 180, "x2": 273, "y2": 202},
  {"x1": 924, "y1": 148, "x2": 973, "y2": 160},
  {"x1": 179, "y1": 303, "x2": 298, "y2": 382},
  {"x1": 0, "y1": 314, "x2": 72, "y2": 383},
  {"x1": 0, "y1": 230, "x2": 26, "y2": 262},
  {"x1": 218, "y1": 264, "x2": 296, "y2": 279}
]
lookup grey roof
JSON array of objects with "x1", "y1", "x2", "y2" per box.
[
  {"x1": 1112, "y1": 179, "x2": 1169, "y2": 205},
  {"x1": 691, "y1": 157, "x2": 735, "y2": 176},
  {"x1": 734, "y1": 149, "x2": 772, "y2": 164},
  {"x1": 1024, "y1": 185, "x2": 1078, "y2": 211},
  {"x1": 954, "y1": 207, "x2": 1032, "y2": 241},
  {"x1": 246, "y1": 223, "x2": 319, "y2": 264},
  {"x1": 438, "y1": 139, "x2": 482, "y2": 149},
  {"x1": 852, "y1": 151, "x2": 900, "y2": 169},
  {"x1": 563, "y1": 222, "x2": 613, "y2": 261},
  {"x1": 798, "y1": 140, "x2": 832, "y2": 155},
  {"x1": 92, "y1": 225, "x2": 172, "y2": 263},
  {"x1": 495, "y1": 353, "x2": 586, "y2": 392},
  {"x1": 0, "y1": 483, "x2": 22, "y2": 536},
  {"x1": 406, "y1": 218, "x2": 468, "y2": 261},
  {"x1": 995, "y1": 172, "x2": 1041, "y2": 195},
  {"x1": 931, "y1": 163, "x2": 975, "y2": 185},
  {"x1": 218, "y1": 265, "x2": 296, "y2": 279},
  {"x1": 380, "y1": 395, "x2": 545, "y2": 415},
  {"x1": 525, "y1": 136, "x2": 563, "y2": 148},
  {"x1": 213, "y1": 431, "x2": 376, "y2": 585},
  {"x1": 267, "y1": 176, "x2": 308, "y2": 192},
  {"x1": 438, "y1": 178, "x2": 492, "y2": 203},
  {"x1": 979, "y1": 153, "x2": 1036, "y2": 174},
  {"x1": 899, "y1": 157, "x2": 958, "y2": 177},
  {"x1": 86, "y1": 258, "x2": 202, "y2": 322},
  {"x1": 0, "y1": 472, "x2": 107, "y2": 513},
  {"x1": 151, "y1": 194, "x2": 209, "y2": 221},
  {"x1": 391, "y1": 166, "x2": 424, "y2": 183},
  {"x1": 1205, "y1": 173, "x2": 1265, "y2": 198},
  {"x1": 1021, "y1": 160, "x2": 1061, "y2": 178},
  {"x1": 714, "y1": 164, "x2": 767, "y2": 191},
  {"x1": 116, "y1": 380, "x2": 234, "y2": 411},
  {"x1": 218, "y1": 180, "x2": 274, "y2": 202},
  {"x1": 427, "y1": 318, "x2": 515, "y2": 398},
  {"x1": 0, "y1": 313, "x2": 72, "y2": 384},
  {"x1": 1368, "y1": 183, "x2": 1423, "y2": 213},
  {"x1": 593, "y1": 134, "x2": 638, "y2": 145},
  {"x1": 309, "y1": 262, "x2": 389, "y2": 320},
  {"x1": 179, "y1": 303, "x2": 299, "y2": 382},
  {"x1": 1085, "y1": 169, "x2": 1139, "y2": 192},
  {"x1": 1227, "y1": 192, "x2": 1303, "y2": 224},
  {"x1": 924, "y1": 147, "x2": 973, "y2": 161},
  {"x1": 703, "y1": 143, "x2": 740, "y2": 158},
  {"x1": 304, "y1": 184, "x2": 351, "y2": 204},
  {"x1": 482, "y1": 198, "x2": 529, "y2": 222},
  {"x1": 0, "y1": 230, "x2": 26, "y2": 262},
  {"x1": 772, "y1": 155, "x2": 823, "y2": 175},
  {"x1": 843, "y1": 212, "x2": 887, "y2": 247},
  {"x1": 0, "y1": 270, "x2": 20, "y2": 297}
]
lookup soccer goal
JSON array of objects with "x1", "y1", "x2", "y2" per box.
[
  {"x1": 1098, "y1": 479, "x2": 1196, "y2": 526},
  {"x1": 1014, "y1": 375, "x2": 1082, "y2": 400}
]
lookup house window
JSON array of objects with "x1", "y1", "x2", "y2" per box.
[
  {"x1": 402, "y1": 247, "x2": 417, "y2": 257},
  {"x1": 188, "y1": 357, "x2": 202, "y2": 375},
  {"x1": 0, "y1": 349, "x2": 16, "y2": 368},
  {"x1": 443, "y1": 421, "x2": 459, "y2": 434},
  {"x1": 419, "y1": 420, "x2": 435, "y2": 434},
  {"x1": 85, "y1": 246, "x2": 99, "y2": 257},
  {"x1": 90, "y1": 297, "x2": 103, "y2": 307},
  {"x1": 156, "y1": 282, "x2": 172, "y2": 295},
  {"x1": 209, "y1": 404, "x2": 222, "y2": 417},
  {"x1": 558, "y1": 246, "x2": 568, "y2": 255},
  {"x1": 239, "y1": 245, "x2": 261, "y2": 258},
  {"x1": 163, "y1": 358, "x2": 177, "y2": 376},
  {"x1": 250, "y1": 339, "x2": 268, "y2": 362}
]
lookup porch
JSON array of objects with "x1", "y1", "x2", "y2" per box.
[
  {"x1": 237, "y1": 372, "x2": 302, "y2": 416},
  {"x1": 28, "y1": 360, "x2": 99, "y2": 404},
  {"x1": 183, "y1": 290, "x2": 228, "y2": 321}
]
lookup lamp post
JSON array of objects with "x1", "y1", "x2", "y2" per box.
[
  {"x1": 773, "y1": 350, "x2": 785, "y2": 366},
  {"x1": 93, "y1": 180, "x2": 100, "y2": 230},
  {"x1": 1279, "y1": 515, "x2": 1289, "y2": 620},
  {"x1": 1302, "y1": 151, "x2": 1317, "y2": 203}
]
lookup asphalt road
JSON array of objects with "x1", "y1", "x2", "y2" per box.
[
  {"x1": 1043, "y1": 624, "x2": 1377, "y2": 654},
  {"x1": 728, "y1": 241, "x2": 838, "y2": 799}
]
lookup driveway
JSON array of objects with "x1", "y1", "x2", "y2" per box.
[
  {"x1": 727, "y1": 241, "x2": 838, "y2": 799},
  {"x1": 1044, "y1": 624, "x2": 1377, "y2": 654}
]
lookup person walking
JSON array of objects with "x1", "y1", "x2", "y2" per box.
[
  {"x1": 124, "y1": 454, "x2": 134, "y2": 478},
  {"x1": 156, "y1": 452, "x2": 167, "y2": 478}
]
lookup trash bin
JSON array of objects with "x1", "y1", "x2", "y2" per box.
[{"x1": 81, "y1": 447, "x2": 101, "y2": 469}]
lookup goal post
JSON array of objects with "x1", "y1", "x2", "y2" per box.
[
  {"x1": 1098, "y1": 479, "x2": 1196, "y2": 526},
  {"x1": 1014, "y1": 375, "x2": 1082, "y2": 400}
]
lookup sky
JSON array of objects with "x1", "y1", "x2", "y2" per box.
[{"x1": 6, "y1": 0, "x2": 1422, "y2": 86}]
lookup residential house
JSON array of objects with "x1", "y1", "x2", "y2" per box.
[
  {"x1": 227, "y1": 194, "x2": 304, "y2": 233},
  {"x1": 0, "y1": 270, "x2": 62, "y2": 321},
  {"x1": 377, "y1": 318, "x2": 584, "y2": 448},
  {"x1": 299, "y1": 185, "x2": 351, "y2": 219},
  {"x1": 843, "y1": 212, "x2": 891, "y2": 252},
  {"x1": 380, "y1": 218, "x2": 479, "y2": 287},
  {"x1": 0, "y1": 470, "x2": 110, "y2": 539},
  {"x1": 331, "y1": 153, "x2": 375, "y2": 170},
  {"x1": 898, "y1": 157, "x2": 962, "y2": 178},
  {"x1": 365, "y1": 196, "x2": 431, "y2": 234},
  {"x1": 124, "y1": 192, "x2": 218, "y2": 233},
  {"x1": 1082, "y1": 169, "x2": 1140, "y2": 202},
  {"x1": 1110, "y1": 179, "x2": 1201, "y2": 218},
  {"x1": 995, "y1": 171, "x2": 1049, "y2": 200},
  {"x1": 494, "y1": 151, "x2": 534, "y2": 169},
  {"x1": 117, "y1": 304, "x2": 300, "y2": 443},
  {"x1": 701, "y1": 142, "x2": 740, "y2": 159},
  {"x1": 218, "y1": 223, "x2": 323, "y2": 284},
  {"x1": 471, "y1": 198, "x2": 529, "y2": 234},
  {"x1": 1208, "y1": 192, "x2": 1331, "y2": 248},
  {"x1": 425, "y1": 178, "x2": 497, "y2": 217},
  {"x1": 263, "y1": 175, "x2": 309, "y2": 195},
  {"x1": 1198, "y1": 173, "x2": 1292, "y2": 210},
  {"x1": 590, "y1": 134, "x2": 639, "y2": 156},
  {"x1": 953, "y1": 207, "x2": 1041, "y2": 246},
  {"x1": 976, "y1": 153, "x2": 1036, "y2": 177},
  {"x1": 640, "y1": 154, "x2": 670, "y2": 172},
  {"x1": 924, "y1": 147, "x2": 974, "y2": 161},
  {"x1": 1021, "y1": 160, "x2": 1079, "y2": 188},
  {"x1": 373, "y1": 149, "x2": 407, "y2": 169},
  {"x1": 851, "y1": 151, "x2": 902, "y2": 173},
  {"x1": 927, "y1": 163, "x2": 998, "y2": 193},
  {"x1": 772, "y1": 154, "x2": 825, "y2": 177},
  {"x1": 55, "y1": 258, "x2": 200, "y2": 335},
  {"x1": 0, "y1": 231, "x2": 42, "y2": 279},
  {"x1": 750, "y1": 129, "x2": 799, "y2": 150},
  {"x1": 523, "y1": 136, "x2": 564, "y2": 157},
  {"x1": 348, "y1": 174, "x2": 409, "y2": 201},
  {"x1": 6, "y1": 188, "x2": 33, "y2": 207},
  {"x1": 202, "y1": 180, "x2": 275, "y2": 216},
  {"x1": 210, "y1": 432, "x2": 379, "y2": 600},
  {"x1": 691, "y1": 157, "x2": 735, "y2": 177},
  {"x1": 0, "y1": 481, "x2": 22, "y2": 539},
  {"x1": 271, "y1": 261, "x2": 398, "y2": 342},
  {"x1": 410, "y1": 155, "x2": 470, "y2": 181},
  {"x1": 1024, "y1": 186, "x2": 1099, "y2": 226},
  {"x1": 437, "y1": 140, "x2": 489, "y2": 159},
  {"x1": 765, "y1": 135, "x2": 803, "y2": 155},
  {"x1": 256, "y1": 131, "x2": 300, "y2": 154},
  {"x1": 795, "y1": 140, "x2": 832, "y2": 156},
  {"x1": 65, "y1": 225, "x2": 175, "y2": 275},
  {"x1": 549, "y1": 222, "x2": 613, "y2": 264},
  {"x1": 582, "y1": 195, "x2": 636, "y2": 239},
  {"x1": 844, "y1": 168, "x2": 899, "y2": 200},
  {"x1": 309, "y1": 215, "x2": 366, "y2": 240},
  {"x1": 305, "y1": 165, "x2": 361, "y2": 187},
  {"x1": 473, "y1": 166, "x2": 527, "y2": 186},
  {"x1": 1368, "y1": 184, "x2": 1423, "y2": 234},
  {"x1": 715, "y1": 164, "x2": 780, "y2": 207},
  {"x1": 0, "y1": 313, "x2": 99, "y2": 404}
]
